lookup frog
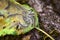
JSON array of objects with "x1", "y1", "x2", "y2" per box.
[
  {"x1": 0, "y1": 0, "x2": 55, "y2": 40},
  {"x1": 0, "y1": 0, "x2": 38, "y2": 36}
]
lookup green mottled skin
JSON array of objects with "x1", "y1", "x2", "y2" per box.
[{"x1": 0, "y1": 0, "x2": 38, "y2": 36}]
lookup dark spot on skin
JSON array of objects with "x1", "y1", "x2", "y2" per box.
[
  {"x1": 13, "y1": 21, "x2": 15, "y2": 22},
  {"x1": 3, "y1": 26, "x2": 6, "y2": 29},
  {"x1": 16, "y1": 25, "x2": 19, "y2": 30}
]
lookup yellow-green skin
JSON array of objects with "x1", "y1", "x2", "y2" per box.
[{"x1": 0, "y1": 0, "x2": 38, "y2": 36}]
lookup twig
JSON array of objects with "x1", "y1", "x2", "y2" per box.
[{"x1": 35, "y1": 27, "x2": 55, "y2": 40}]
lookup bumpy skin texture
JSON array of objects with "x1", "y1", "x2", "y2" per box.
[{"x1": 0, "y1": 0, "x2": 38, "y2": 36}]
